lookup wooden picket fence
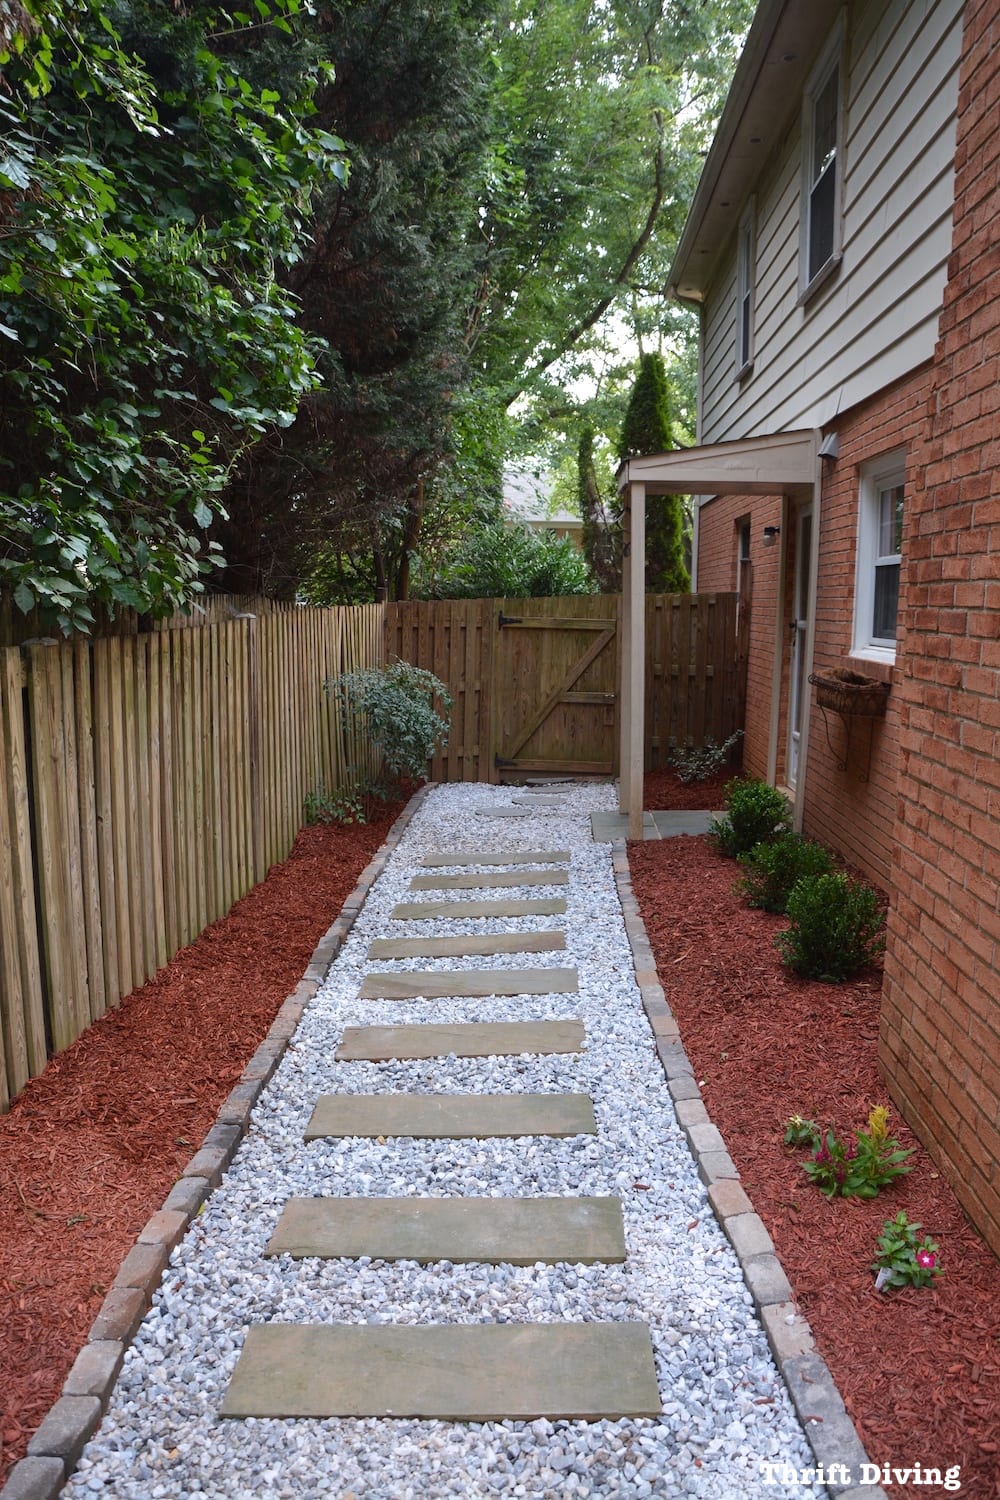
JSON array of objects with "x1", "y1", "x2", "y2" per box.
[{"x1": 0, "y1": 605, "x2": 383, "y2": 1109}]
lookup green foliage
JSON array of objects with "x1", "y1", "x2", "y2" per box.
[
  {"x1": 330, "y1": 661, "x2": 453, "y2": 786},
  {"x1": 872, "y1": 1212, "x2": 944, "y2": 1291},
  {"x1": 736, "y1": 833, "x2": 834, "y2": 915},
  {"x1": 799, "y1": 1107, "x2": 913, "y2": 1200},
  {"x1": 303, "y1": 782, "x2": 367, "y2": 827},
  {"x1": 575, "y1": 425, "x2": 620, "y2": 591},
  {"x1": 783, "y1": 1115, "x2": 821, "y2": 1151},
  {"x1": 775, "y1": 872, "x2": 886, "y2": 981},
  {"x1": 420, "y1": 521, "x2": 594, "y2": 600},
  {"x1": 667, "y1": 730, "x2": 743, "y2": 785},
  {"x1": 709, "y1": 778, "x2": 791, "y2": 859},
  {"x1": 616, "y1": 353, "x2": 690, "y2": 593},
  {"x1": 0, "y1": 0, "x2": 345, "y2": 632}
]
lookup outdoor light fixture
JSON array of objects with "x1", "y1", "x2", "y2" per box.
[{"x1": 762, "y1": 525, "x2": 780, "y2": 548}]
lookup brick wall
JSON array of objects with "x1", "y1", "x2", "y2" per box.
[
  {"x1": 696, "y1": 494, "x2": 782, "y2": 779},
  {"x1": 880, "y1": 0, "x2": 1000, "y2": 1258}
]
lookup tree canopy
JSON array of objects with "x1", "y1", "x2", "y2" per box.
[{"x1": 0, "y1": 0, "x2": 751, "y2": 625}]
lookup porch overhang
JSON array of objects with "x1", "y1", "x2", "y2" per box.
[
  {"x1": 616, "y1": 427, "x2": 822, "y2": 838},
  {"x1": 615, "y1": 428, "x2": 820, "y2": 496}
]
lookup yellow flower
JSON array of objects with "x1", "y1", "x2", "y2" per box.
[{"x1": 868, "y1": 1104, "x2": 890, "y2": 1146}]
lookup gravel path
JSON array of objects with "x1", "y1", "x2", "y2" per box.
[{"x1": 64, "y1": 782, "x2": 824, "y2": 1500}]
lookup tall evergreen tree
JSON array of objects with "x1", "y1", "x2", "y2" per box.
[
  {"x1": 616, "y1": 353, "x2": 690, "y2": 594},
  {"x1": 576, "y1": 426, "x2": 620, "y2": 591}
]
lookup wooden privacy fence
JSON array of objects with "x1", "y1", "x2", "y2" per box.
[
  {"x1": 0, "y1": 605, "x2": 383, "y2": 1110},
  {"x1": 385, "y1": 591, "x2": 747, "y2": 782}
]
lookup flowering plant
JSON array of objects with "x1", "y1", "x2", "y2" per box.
[
  {"x1": 872, "y1": 1212, "x2": 944, "y2": 1290},
  {"x1": 801, "y1": 1106, "x2": 913, "y2": 1198},
  {"x1": 783, "y1": 1115, "x2": 821, "y2": 1150}
]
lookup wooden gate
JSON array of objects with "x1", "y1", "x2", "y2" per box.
[{"x1": 492, "y1": 597, "x2": 618, "y2": 778}]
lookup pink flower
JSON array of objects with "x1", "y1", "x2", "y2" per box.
[{"x1": 916, "y1": 1249, "x2": 937, "y2": 1270}]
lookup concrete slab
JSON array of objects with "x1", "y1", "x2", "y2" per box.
[
  {"x1": 267, "y1": 1196, "x2": 626, "y2": 1265},
  {"x1": 409, "y1": 869, "x2": 569, "y2": 891},
  {"x1": 359, "y1": 966, "x2": 578, "y2": 1000},
  {"x1": 367, "y1": 932, "x2": 566, "y2": 960},
  {"x1": 420, "y1": 849, "x2": 570, "y2": 867},
  {"x1": 304, "y1": 1092, "x2": 597, "y2": 1139},
  {"x1": 474, "y1": 807, "x2": 534, "y2": 818},
  {"x1": 390, "y1": 897, "x2": 567, "y2": 920},
  {"x1": 590, "y1": 809, "x2": 716, "y2": 842},
  {"x1": 221, "y1": 1322, "x2": 661, "y2": 1420},
  {"x1": 334, "y1": 1020, "x2": 586, "y2": 1061}
]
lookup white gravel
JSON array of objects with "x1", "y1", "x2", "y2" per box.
[{"x1": 65, "y1": 782, "x2": 823, "y2": 1500}]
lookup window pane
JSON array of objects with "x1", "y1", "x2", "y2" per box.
[
  {"x1": 873, "y1": 561, "x2": 900, "y2": 640},
  {"x1": 813, "y1": 66, "x2": 839, "y2": 183},
  {"x1": 878, "y1": 483, "x2": 905, "y2": 555},
  {"x1": 809, "y1": 162, "x2": 836, "y2": 280}
]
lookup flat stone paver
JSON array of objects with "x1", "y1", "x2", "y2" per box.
[
  {"x1": 511, "y1": 796, "x2": 567, "y2": 807},
  {"x1": 390, "y1": 897, "x2": 567, "y2": 920},
  {"x1": 367, "y1": 932, "x2": 566, "y2": 960},
  {"x1": 420, "y1": 849, "x2": 570, "y2": 867},
  {"x1": 359, "y1": 966, "x2": 578, "y2": 1000},
  {"x1": 474, "y1": 807, "x2": 535, "y2": 818},
  {"x1": 590, "y1": 809, "x2": 716, "y2": 842},
  {"x1": 304, "y1": 1092, "x2": 597, "y2": 1140},
  {"x1": 220, "y1": 1322, "x2": 661, "y2": 1420},
  {"x1": 266, "y1": 1195, "x2": 626, "y2": 1265},
  {"x1": 334, "y1": 1020, "x2": 586, "y2": 1061},
  {"x1": 409, "y1": 869, "x2": 570, "y2": 891}
]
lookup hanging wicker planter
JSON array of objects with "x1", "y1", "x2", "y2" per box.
[{"x1": 809, "y1": 668, "x2": 890, "y2": 718}]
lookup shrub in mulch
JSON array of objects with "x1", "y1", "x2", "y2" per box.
[
  {"x1": 0, "y1": 794, "x2": 407, "y2": 1486},
  {"x1": 629, "y1": 834, "x2": 1000, "y2": 1500}
]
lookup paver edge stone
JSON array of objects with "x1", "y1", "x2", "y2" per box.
[
  {"x1": 0, "y1": 783, "x2": 435, "y2": 1500},
  {"x1": 609, "y1": 837, "x2": 888, "y2": 1500}
]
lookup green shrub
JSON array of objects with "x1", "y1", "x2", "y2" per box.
[
  {"x1": 775, "y1": 872, "x2": 886, "y2": 981},
  {"x1": 708, "y1": 777, "x2": 790, "y2": 858},
  {"x1": 328, "y1": 661, "x2": 452, "y2": 788},
  {"x1": 303, "y1": 781, "x2": 367, "y2": 826},
  {"x1": 667, "y1": 730, "x2": 743, "y2": 784},
  {"x1": 736, "y1": 833, "x2": 834, "y2": 913}
]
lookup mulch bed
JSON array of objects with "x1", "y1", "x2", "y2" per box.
[
  {"x1": 0, "y1": 792, "x2": 408, "y2": 1487},
  {"x1": 628, "y1": 834, "x2": 1000, "y2": 1500},
  {"x1": 643, "y1": 764, "x2": 731, "y2": 811}
]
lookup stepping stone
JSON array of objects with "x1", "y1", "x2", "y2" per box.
[
  {"x1": 334, "y1": 1020, "x2": 586, "y2": 1061},
  {"x1": 221, "y1": 1323, "x2": 661, "y2": 1420},
  {"x1": 511, "y1": 796, "x2": 568, "y2": 807},
  {"x1": 409, "y1": 869, "x2": 569, "y2": 891},
  {"x1": 421, "y1": 849, "x2": 570, "y2": 867},
  {"x1": 474, "y1": 807, "x2": 534, "y2": 818},
  {"x1": 390, "y1": 897, "x2": 567, "y2": 921},
  {"x1": 367, "y1": 932, "x2": 566, "y2": 960},
  {"x1": 267, "y1": 1196, "x2": 626, "y2": 1265},
  {"x1": 304, "y1": 1092, "x2": 597, "y2": 1140},
  {"x1": 359, "y1": 966, "x2": 578, "y2": 1000}
]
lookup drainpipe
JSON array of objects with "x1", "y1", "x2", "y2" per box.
[
  {"x1": 766, "y1": 490, "x2": 790, "y2": 788},
  {"x1": 793, "y1": 434, "x2": 826, "y2": 833}
]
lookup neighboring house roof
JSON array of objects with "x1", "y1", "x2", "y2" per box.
[
  {"x1": 668, "y1": 0, "x2": 843, "y2": 301},
  {"x1": 502, "y1": 466, "x2": 582, "y2": 532}
]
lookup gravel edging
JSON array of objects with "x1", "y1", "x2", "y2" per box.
[
  {"x1": 0, "y1": 784, "x2": 434, "y2": 1500},
  {"x1": 611, "y1": 839, "x2": 889, "y2": 1500}
]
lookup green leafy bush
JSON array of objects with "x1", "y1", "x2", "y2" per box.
[
  {"x1": 775, "y1": 871, "x2": 885, "y2": 981},
  {"x1": 708, "y1": 777, "x2": 790, "y2": 858},
  {"x1": 667, "y1": 730, "x2": 743, "y2": 784},
  {"x1": 423, "y1": 519, "x2": 594, "y2": 599},
  {"x1": 872, "y1": 1212, "x2": 944, "y2": 1291},
  {"x1": 330, "y1": 661, "x2": 452, "y2": 788},
  {"x1": 303, "y1": 782, "x2": 367, "y2": 826},
  {"x1": 737, "y1": 833, "x2": 834, "y2": 913}
]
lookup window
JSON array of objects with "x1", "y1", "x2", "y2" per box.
[
  {"x1": 736, "y1": 200, "x2": 755, "y2": 376},
  {"x1": 800, "y1": 24, "x2": 844, "y2": 299},
  {"x1": 854, "y1": 453, "x2": 905, "y2": 659}
]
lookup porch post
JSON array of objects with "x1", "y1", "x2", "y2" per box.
[
  {"x1": 626, "y1": 483, "x2": 646, "y2": 839},
  {"x1": 618, "y1": 485, "x2": 632, "y2": 815}
]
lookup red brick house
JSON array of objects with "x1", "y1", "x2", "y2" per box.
[{"x1": 618, "y1": 0, "x2": 1000, "y2": 1255}]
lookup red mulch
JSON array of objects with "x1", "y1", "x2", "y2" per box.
[
  {"x1": 643, "y1": 765, "x2": 731, "y2": 810},
  {"x1": 0, "y1": 793, "x2": 408, "y2": 1487},
  {"x1": 629, "y1": 835, "x2": 1000, "y2": 1500}
]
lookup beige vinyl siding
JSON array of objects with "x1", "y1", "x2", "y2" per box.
[{"x1": 699, "y1": 0, "x2": 962, "y2": 442}]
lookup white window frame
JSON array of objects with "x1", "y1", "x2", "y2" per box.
[
  {"x1": 735, "y1": 198, "x2": 756, "y2": 378},
  {"x1": 853, "y1": 449, "x2": 905, "y2": 664},
  {"x1": 798, "y1": 18, "x2": 846, "y2": 303}
]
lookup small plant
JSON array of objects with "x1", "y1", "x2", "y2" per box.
[
  {"x1": 872, "y1": 1212, "x2": 944, "y2": 1290},
  {"x1": 775, "y1": 871, "x2": 885, "y2": 980},
  {"x1": 737, "y1": 833, "x2": 834, "y2": 914},
  {"x1": 708, "y1": 776, "x2": 791, "y2": 858},
  {"x1": 667, "y1": 730, "x2": 743, "y2": 784},
  {"x1": 329, "y1": 660, "x2": 453, "y2": 789},
  {"x1": 784, "y1": 1114, "x2": 821, "y2": 1150},
  {"x1": 303, "y1": 782, "x2": 366, "y2": 826},
  {"x1": 801, "y1": 1105, "x2": 913, "y2": 1199}
]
